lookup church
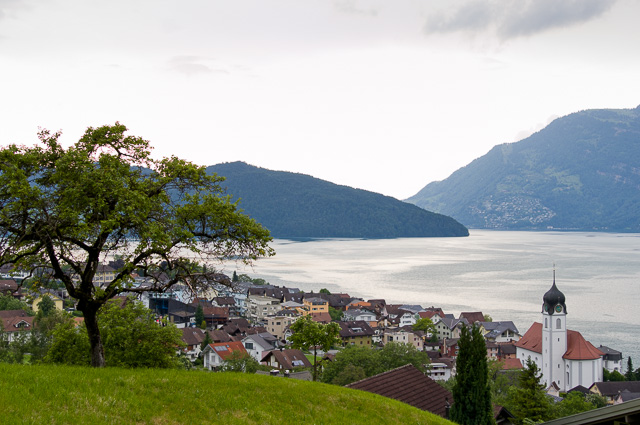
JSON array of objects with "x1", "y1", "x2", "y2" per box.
[{"x1": 515, "y1": 276, "x2": 603, "y2": 392}]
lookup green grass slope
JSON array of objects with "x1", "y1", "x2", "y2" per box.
[
  {"x1": 406, "y1": 105, "x2": 640, "y2": 231},
  {"x1": 0, "y1": 363, "x2": 454, "y2": 425},
  {"x1": 207, "y1": 162, "x2": 468, "y2": 238}
]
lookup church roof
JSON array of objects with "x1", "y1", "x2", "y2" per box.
[
  {"x1": 515, "y1": 322, "x2": 604, "y2": 360},
  {"x1": 515, "y1": 322, "x2": 543, "y2": 353},
  {"x1": 564, "y1": 330, "x2": 603, "y2": 360},
  {"x1": 543, "y1": 280, "x2": 567, "y2": 314}
]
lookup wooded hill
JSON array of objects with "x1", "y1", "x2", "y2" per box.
[
  {"x1": 206, "y1": 162, "x2": 468, "y2": 239},
  {"x1": 406, "y1": 105, "x2": 640, "y2": 231}
]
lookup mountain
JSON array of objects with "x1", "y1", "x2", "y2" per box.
[
  {"x1": 206, "y1": 162, "x2": 468, "y2": 238},
  {"x1": 406, "y1": 105, "x2": 640, "y2": 231}
]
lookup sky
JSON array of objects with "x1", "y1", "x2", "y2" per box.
[{"x1": 1, "y1": 0, "x2": 639, "y2": 200}]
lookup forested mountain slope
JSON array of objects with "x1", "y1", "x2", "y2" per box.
[
  {"x1": 406, "y1": 105, "x2": 640, "y2": 231},
  {"x1": 207, "y1": 162, "x2": 468, "y2": 238}
]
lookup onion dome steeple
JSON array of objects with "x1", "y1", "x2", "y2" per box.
[{"x1": 542, "y1": 270, "x2": 567, "y2": 315}]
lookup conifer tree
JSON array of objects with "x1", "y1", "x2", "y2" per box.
[
  {"x1": 511, "y1": 358, "x2": 552, "y2": 424},
  {"x1": 626, "y1": 357, "x2": 636, "y2": 381},
  {"x1": 450, "y1": 324, "x2": 494, "y2": 425}
]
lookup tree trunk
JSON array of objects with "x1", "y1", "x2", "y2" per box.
[{"x1": 82, "y1": 305, "x2": 106, "y2": 367}]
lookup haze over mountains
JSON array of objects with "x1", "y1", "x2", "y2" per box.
[
  {"x1": 406, "y1": 105, "x2": 640, "y2": 232},
  {"x1": 206, "y1": 162, "x2": 468, "y2": 239}
]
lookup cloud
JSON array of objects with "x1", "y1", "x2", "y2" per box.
[
  {"x1": 333, "y1": 0, "x2": 378, "y2": 17},
  {"x1": 167, "y1": 56, "x2": 228, "y2": 76},
  {"x1": 425, "y1": 0, "x2": 618, "y2": 40}
]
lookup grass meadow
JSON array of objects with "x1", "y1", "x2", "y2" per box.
[{"x1": 0, "y1": 363, "x2": 454, "y2": 425}]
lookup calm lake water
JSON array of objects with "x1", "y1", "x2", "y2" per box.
[{"x1": 231, "y1": 230, "x2": 640, "y2": 364}]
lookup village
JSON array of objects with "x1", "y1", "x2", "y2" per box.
[{"x1": 2, "y1": 262, "x2": 639, "y2": 423}]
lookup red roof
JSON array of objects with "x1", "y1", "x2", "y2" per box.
[
  {"x1": 564, "y1": 330, "x2": 603, "y2": 360},
  {"x1": 206, "y1": 341, "x2": 247, "y2": 361},
  {"x1": 515, "y1": 322, "x2": 543, "y2": 353},
  {"x1": 515, "y1": 322, "x2": 604, "y2": 360},
  {"x1": 502, "y1": 358, "x2": 523, "y2": 370}
]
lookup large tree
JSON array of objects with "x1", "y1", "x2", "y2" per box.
[
  {"x1": 289, "y1": 315, "x2": 340, "y2": 381},
  {"x1": 0, "y1": 123, "x2": 273, "y2": 367},
  {"x1": 450, "y1": 324, "x2": 494, "y2": 425}
]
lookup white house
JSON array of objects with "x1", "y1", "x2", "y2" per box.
[
  {"x1": 516, "y1": 278, "x2": 603, "y2": 392},
  {"x1": 202, "y1": 341, "x2": 248, "y2": 370},
  {"x1": 242, "y1": 333, "x2": 277, "y2": 362}
]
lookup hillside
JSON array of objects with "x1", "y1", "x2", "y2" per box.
[
  {"x1": 207, "y1": 162, "x2": 468, "y2": 238},
  {"x1": 406, "y1": 105, "x2": 640, "y2": 231},
  {"x1": 0, "y1": 363, "x2": 453, "y2": 425}
]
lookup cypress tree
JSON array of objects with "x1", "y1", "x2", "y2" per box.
[{"x1": 450, "y1": 324, "x2": 494, "y2": 425}]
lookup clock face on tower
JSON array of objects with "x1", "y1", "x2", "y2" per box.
[{"x1": 555, "y1": 304, "x2": 563, "y2": 313}]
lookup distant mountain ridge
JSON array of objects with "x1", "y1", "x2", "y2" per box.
[
  {"x1": 207, "y1": 162, "x2": 468, "y2": 238},
  {"x1": 406, "y1": 105, "x2": 640, "y2": 231}
]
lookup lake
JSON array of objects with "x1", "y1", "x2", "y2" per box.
[{"x1": 230, "y1": 230, "x2": 640, "y2": 366}]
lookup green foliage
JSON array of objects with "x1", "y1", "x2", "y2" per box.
[
  {"x1": 552, "y1": 392, "x2": 595, "y2": 418},
  {"x1": 236, "y1": 274, "x2": 269, "y2": 285},
  {"x1": 413, "y1": 317, "x2": 436, "y2": 337},
  {"x1": 289, "y1": 316, "x2": 341, "y2": 381},
  {"x1": 408, "y1": 106, "x2": 640, "y2": 232},
  {"x1": 0, "y1": 123, "x2": 273, "y2": 367},
  {"x1": 609, "y1": 370, "x2": 626, "y2": 381},
  {"x1": 319, "y1": 288, "x2": 331, "y2": 294},
  {"x1": 0, "y1": 295, "x2": 33, "y2": 314},
  {"x1": 450, "y1": 324, "x2": 494, "y2": 425},
  {"x1": 321, "y1": 343, "x2": 431, "y2": 386},
  {"x1": 509, "y1": 359, "x2": 553, "y2": 425},
  {"x1": 46, "y1": 299, "x2": 185, "y2": 368},
  {"x1": 195, "y1": 304, "x2": 205, "y2": 329},
  {"x1": 207, "y1": 161, "x2": 469, "y2": 238},
  {"x1": 220, "y1": 351, "x2": 260, "y2": 374},
  {"x1": 0, "y1": 363, "x2": 455, "y2": 425},
  {"x1": 626, "y1": 357, "x2": 636, "y2": 381},
  {"x1": 328, "y1": 306, "x2": 343, "y2": 321},
  {"x1": 36, "y1": 295, "x2": 56, "y2": 319}
]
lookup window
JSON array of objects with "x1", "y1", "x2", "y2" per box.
[
  {"x1": 556, "y1": 318, "x2": 561, "y2": 329},
  {"x1": 245, "y1": 342, "x2": 254, "y2": 350}
]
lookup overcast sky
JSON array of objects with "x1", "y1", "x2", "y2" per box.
[{"x1": 1, "y1": 0, "x2": 639, "y2": 199}]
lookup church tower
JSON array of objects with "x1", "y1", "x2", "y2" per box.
[{"x1": 541, "y1": 271, "x2": 567, "y2": 390}]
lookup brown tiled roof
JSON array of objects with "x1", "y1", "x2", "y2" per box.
[
  {"x1": 309, "y1": 312, "x2": 332, "y2": 324},
  {"x1": 515, "y1": 322, "x2": 543, "y2": 354},
  {"x1": 262, "y1": 349, "x2": 312, "y2": 370},
  {"x1": 0, "y1": 280, "x2": 18, "y2": 293},
  {"x1": 0, "y1": 309, "x2": 29, "y2": 319},
  {"x1": 2, "y1": 315, "x2": 34, "y2": 331},
  {"x1": 502, "y1": 358, "x2": 523, "y2": 370},
  {"x1": 346, "y1": 364, "x2": 452, "y2": 417},
  {"x1": 564, "y1": 330, "x2": 604, "y2": 360},
  {"x1": 339, "y1": 321, "x2": 375, "y2": 338},
  {"x1": 208, "y1": 329, "x2": 233, "y2": 343},
  {"x1": 459, "y1": 312, "x2": 484, "y2": 324},
  {"x1": 181, "y1": 328, "x2": 206, "y2": 346}
]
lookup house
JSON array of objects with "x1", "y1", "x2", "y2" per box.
[
  {"x1": 302, "y1": 297, "x2": 328, "y2": 316},
  {"x1": 180, "y1": 327, "x2": 207, "y2": 361},
  {"x1": 92, "y1": 263, "x2": 116, "y2": 287},
  {"x1": 433, "y1": 317, "x2": 468, "y2": 340},
  {"x1": 383, "y1": 327, "x2": 424, "y2": 351},
  {"x1": 261, "y1": 349, "x2": 312, "y2": 371},
  {"x1": 0, "y1": 310, "x2": 34, "y2": 342},
  {"x1": 342, "y1": 308, "x2": 377, "y2": 327},
  {"x1": 0, "y1": 279, "x2": 19, "y2": 297},
  {"x1": 516, "y1": 279, "x2": 603, "y2": 392},
  {"x1": 589, "y1": 381, "x2": 640, "y2": 404},
  {"x1": 242, "y1": 333, "x2": 277, "y2": 362},
  {"x1": 346, "y1": 364, "x2": 453, "y2": 418},
  {"x1": 266, "y1": 315, "x2": 297, "y2": 341},
  {"x1": 338, "y1": 321, "x2": 375, "y2": 347},
  {"x1": 479, "y1": 321, "x2": 521, "y2": 343},
  {"x1": 598, "y1": 345, "x2": 623, "y2": 373},
  {"x1": 202, "y1": 341, "x2": 248, "y2": 370},
  {"x1": 247, "y1": 294, "x2": 281, "y2": 323},
  {"x1": 427, "y1": 358, "x2": 455, "y2": 381},
  {"x1": 309, "y1": 312, "x2": 332, "y2": 324},
  {"x1": 459, "y1": 311, "x2": 485, "y2": 325},
  {"x1": 441, "y1": 338, "x2": 460, "y2": 359},
  {"x1": 31, "y1": 292, "x2": 64, "y2": 313}
]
